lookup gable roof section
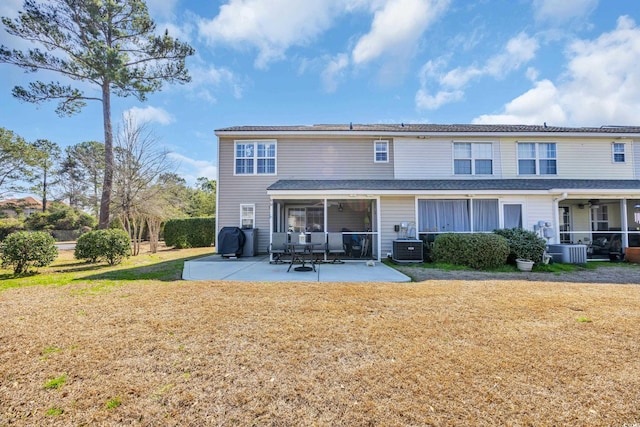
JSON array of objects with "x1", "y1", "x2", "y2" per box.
[
  {"x1": 267, "y1": 179, "x2": 640, "y2": 193},
  {"x1": 216, "y1": 123, "x2": 640, "y2": 138}
]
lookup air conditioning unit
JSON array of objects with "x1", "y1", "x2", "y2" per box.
[
  {"x1": 547, "y1": 244, "x2": 587, "y2": 264},
  {"x1": 392, "y1": 239, "x2": 423, "y2": 264}
]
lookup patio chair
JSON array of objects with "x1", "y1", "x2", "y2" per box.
[
  {"x1": 327, "y1": 232, "x2": 346, "y2": 263},
  {"x1": 309, "y1": 232, "x2": 327, "y2": 263},
  {"x1": 269, "y1": 232, "x2": 289, "y2": 264}
]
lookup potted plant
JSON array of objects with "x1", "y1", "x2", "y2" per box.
[{"x1": 516, "y1": 258, "x2": 535, "y2": 271}]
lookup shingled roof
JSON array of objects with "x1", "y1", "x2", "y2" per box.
[
  {"x1": 267, "y1": 179, "x2": 640, "y2": 192},
  {"x1": 217, "y1": 123, "x2": 640, "y2": 135}
]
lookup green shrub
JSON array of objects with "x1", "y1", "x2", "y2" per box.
[
  {"x1": 493, "y1": 228, "x2": 547, "y2": 264},
  {"x1": 164, "y1": 217, "x2": 215, "y2": 248},
  {"x1": 24, "y1": 203, "x2": 96, "y2": 231},
  {"x1": 0, "y1": 231, "x2": 58, "y2": 274},
  {"x1": 74, "y1": 229, "x2": 131, "y2": 265},
  {"x1": 431, "y1": 233, "x2": 509, "y2": 270},
  {"x1": 0, "y1": 217, "x2": 24, "y2": 241}
]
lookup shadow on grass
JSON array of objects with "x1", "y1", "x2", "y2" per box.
[{"x1": 78, "y1": 253, "x2": 208, "y2": 282}]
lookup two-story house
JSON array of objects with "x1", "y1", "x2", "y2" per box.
[{"x1": 214, "y1": 124, "x2": 640, "y2": 261}]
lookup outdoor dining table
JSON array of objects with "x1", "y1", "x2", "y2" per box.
[{"x1": 286, "y1": 242, "x2": 317, "y2": 272}]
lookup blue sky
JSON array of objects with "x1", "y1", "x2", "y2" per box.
[{"x1": 1, "y1": 0, "x2": 640, "y2": 185}]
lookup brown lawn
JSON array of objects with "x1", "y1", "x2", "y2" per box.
[{"x1": 1, "y1": 256, "x2": 639, "y2": 425}]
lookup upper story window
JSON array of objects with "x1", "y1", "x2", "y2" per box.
[
  {"x1": 453, "y1": 142, "x2": 493, "y2": 175},
  {"x1": 517, "y1": 142, "x2": 557, "y2": 175},
  {"x1": 240, "y1": 204, "x2": 255, "y2": 228},
  {"x1": 235, "y1": 140, "x2": 276, "y2": 175},
  {"x1": 612, "y1": 143, "x2": 626, "y2": 163},
  {"x1": 374, "y1": 140, "x2": 389, "y2": 163}
]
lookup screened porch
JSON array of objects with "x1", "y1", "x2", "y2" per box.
[{"x1": 270, "y1": 198, "x2": 378, "y2": 261}]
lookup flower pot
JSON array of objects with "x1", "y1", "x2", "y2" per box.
[
  {"x1": 625, "y1": 247, "x2": 640, "y2": 263},
  {"x1": 516, "y1": 258, "x2": 535, "y2": 271}
]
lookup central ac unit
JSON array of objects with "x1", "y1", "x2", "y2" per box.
[
  {"x1": 547, "y1": 244, "x2": 587, "y2": 264},
  {"x1": 392, "y1": 239, "x2": 423, "y2": 264}
]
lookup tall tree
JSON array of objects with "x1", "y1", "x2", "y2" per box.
[
  {"x1": 188, "y1": 177, "x2": 216, "y2": 217},
  {"x1": 69, "y1": 141, "x2": 105, "y2": 216},
  {"x1": 30, "y1": 139, "x2": 61, "y2": 212},
  {"x1": 0, "y1": 127, "x2": 38, "y2": 198},
  {"x1": 0, "y1": 0, "x2": 195, "y2": 228},
  {"x1": 58, "y1": 148, "x2": 86, "y2": 209}
]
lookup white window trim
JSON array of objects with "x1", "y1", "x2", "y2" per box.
[
  {"x1": 452, "y1": 141, "x2": 494, "y2": 175},
  {"x1": 517, "y1": 141, "x2": 558, "y2": 175},
  {"x1": 374, "y1": 139, "x2": 389, "y2": 163},
  {"x1": 612, "y1": 142, "x2": 626, "y2": 163},
  {"x1": 240, "y1": 203, "x2": 255, "y2": 229},
  {"x1": 234, "y1": 139, "x2": 277, "y2": 176}
]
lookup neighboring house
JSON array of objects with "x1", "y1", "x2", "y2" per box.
[
  {"x1": 214, "y1": 124, "x2": 640, "y2": 261},
  {"x1": 0, "y1": 197, "x2": 46, "y2": 218}
]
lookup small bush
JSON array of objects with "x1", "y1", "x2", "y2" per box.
[
  {"x1": 0, "y1": 217, "x2": 24, "y2": 241},
  {"x1": 0, "y1": 231, "x2": 58, "y2": 274},
  {"x1": 493, "y1": 228, "x2": 547, "y2": 264},
  {"x1": 74, "y1": 229, "x2": 131, "y2": 265},
  {"x1": 431, "y1": 233, "x2": 509, "y2": 270},
  {"x1": 164, "y1": 217, "x2": 215, "y2": 248}
]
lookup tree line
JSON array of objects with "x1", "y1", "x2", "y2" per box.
[{"x1": 1, "y1": 121, "x2": 216, "y2": 253}]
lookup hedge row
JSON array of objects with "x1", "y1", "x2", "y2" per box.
[
  {"x1": 164, "y1": 217, "x2": 215, "y2": 248},
  {"x1": 431, "y1": 233, "x2": 510, "y2": 270}
]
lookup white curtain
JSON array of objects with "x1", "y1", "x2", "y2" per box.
[
  {"x1": 419, "y1": 200, "x2": 470, "y2": 232},
  {"x1": 473, "y1": 199, "x2": 499, "y2": 231},
  {"x1": 504, "y1": 204, "x2": 523, "y2": 229}
]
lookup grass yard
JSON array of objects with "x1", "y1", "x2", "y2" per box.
[{"x1": 1, "y1": 248, "x2": 639, "y2": 426}]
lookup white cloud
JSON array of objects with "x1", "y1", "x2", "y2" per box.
[
  {"x1": 415, "y1": 89, "x2": 463, "y2": 110},
  {"x1": 473, "y1": 80, "x2": 566, "y2": 125},
  {"x1": 168, "y1": 152, "x2": 217, "y2": 184},
  {"x1": 189, "y1": 63, "x2": 246, "y2": 101},
  {"x1": 416, "y1": 32, "x2": 539, "y2": 110},
  {"x1": 321, "y1": 53, "x2": 349, "y2": 93},
  {"x1": 125, "y1": 106, "x2": 175, "y2": 125},
  {"x1": 473, "y1": 16, "x2": 640, "y2": 126},
  {"x1": 351, "y1": 0, "x2": 450, "y2": 65},
  {"x1": 198, "y1": 0, "x2": 337, "y2": 69},
  {"x1": 533, "y1": 0, "x2": 598, "y2": 25}
]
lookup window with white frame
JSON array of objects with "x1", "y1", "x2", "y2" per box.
[
  {"x1": 612, "y1": 143, "x2": 625, "y2": 163},
  {"x1": 235, "y1": 140, "x2": 276, "y2": 175},
  {"x1": 453, "y1": 142, "x2": 493, "y2": 175},
  {"x1": 240, "y1": 204, "x2": 255, "y2": 229},
  {"x1": 374, "y1": 140, "x2": 389, "y2": 163},
  {"x1": 517, "y1": 142, "x2": 557, "y2": 175}
]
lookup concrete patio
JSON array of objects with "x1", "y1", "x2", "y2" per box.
[{"x1": 182, "y1": 255, "x2": 411, "y2": 282}]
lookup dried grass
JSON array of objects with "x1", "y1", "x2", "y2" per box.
[{"x1": 1, "y1": 268, "x2": 640, "y2": 425}]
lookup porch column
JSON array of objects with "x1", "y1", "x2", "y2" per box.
[{"x1": 621, "y1": 199, "x2": 629, "y2": 248}]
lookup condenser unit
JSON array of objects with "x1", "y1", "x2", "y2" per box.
[
  {"x1": 392, "y1": 239, "x2": 423, "y2": 264},
  {"x1": 547, "y1": 244, "x2": 587, "y2": 264}
]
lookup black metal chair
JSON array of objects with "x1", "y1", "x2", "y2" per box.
[
  {"x1": 269, "y1": 232, "x2": 288, "y2": 264},
  {"x1": 327, "y1": 232, "x2": 346, "y2": 263}
]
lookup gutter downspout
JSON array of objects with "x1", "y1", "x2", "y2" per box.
[{"x1": 552, "y1": 192, "x2": 568, "y2": 244}]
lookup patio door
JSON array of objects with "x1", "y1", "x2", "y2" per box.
[{"x1": 286, "y1": 206, "x2": 324, "y2": 232}]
